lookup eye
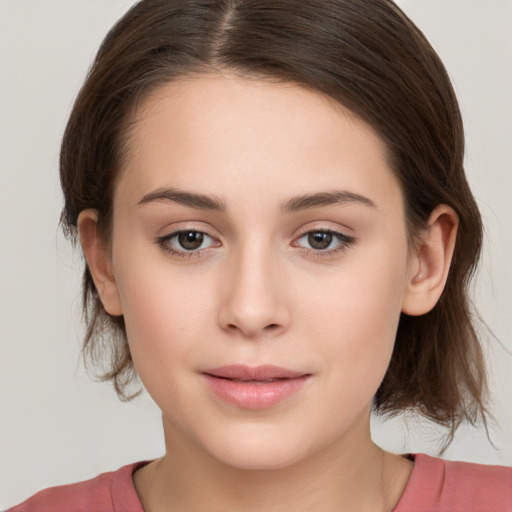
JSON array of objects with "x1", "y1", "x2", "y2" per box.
[
  {"x1": 305, "y1": 231, "x2": 335, "y2": 250},
  {"x1": 157, "y1": 229, "x2": 219, "y2": 256},
  {"x1": 175, "y1": 231, "x2": 207, "y2": 250},
  {"x1": 293, "y1": 229, "x2": 355, "y2": 255}
]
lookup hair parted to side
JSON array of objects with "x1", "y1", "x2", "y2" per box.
[{"x1": 60, "y1": 0, "x2": 488, "y2": 444}]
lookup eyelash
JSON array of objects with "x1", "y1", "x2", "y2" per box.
[
  {"x1": 292, "y1": 229, "x2": 355, "y2": 258},
  {"x1": 156, "y1": 228, "x2": 355, "y2": 260},
  {"x1": 156, "y1": 228, "x2": 219, "y2": 260}
]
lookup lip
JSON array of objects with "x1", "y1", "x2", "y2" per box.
[{"x1": 202, "y1": 365, "x2": 311, "y2": 410}]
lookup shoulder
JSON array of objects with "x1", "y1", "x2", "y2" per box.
[
  {"x1": 7, "y1": 462, "x2": 147, "y2": 512},
  {"x1": 395, "y1": 453, "x2": 512, "y2": 512}
]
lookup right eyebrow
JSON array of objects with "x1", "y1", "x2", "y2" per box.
[{"x1": 138, "y1": 187, "x2": 226, "y2": 212}]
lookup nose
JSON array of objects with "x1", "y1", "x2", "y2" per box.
[{"x1": 217, "y1": 242, "x2": 290, "y2": 339}]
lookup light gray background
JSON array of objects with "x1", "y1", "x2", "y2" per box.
[{"x1": 0, "y1": 0, "x2": 511, "y2": 508}]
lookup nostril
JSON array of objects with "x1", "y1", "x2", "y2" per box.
[{"x1": 221, "y1": 320, "x2": 286, "y2": 339}]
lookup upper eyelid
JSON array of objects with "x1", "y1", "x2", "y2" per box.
[
  {"x1": 160, "y1": 227, "x2": 211, "y2": 238},
  {"x1": 297, "y1": 229, "x2": 352, "y2": 239},
  {"x1": 158, "y1": 229, "x2": 218, "y2": 244},
  {"x1": 157, "y1": 225, "x2": 353, "y2": 240},
  {"x1": 294, "y1": 224, "x2": 355, "y2": 241},
  {"x1": 297, "y1": 226, "x2": 349, "y2": 234},
  {"x1": 293, "y1": 229, "x2": 355, "y2": 247},
  {"x1": 157, "y1": 230, "x2": 219, "y2": 256},
  {"x1": 158, "y1": 226, "x2": 350, "y2": 238},
  {"x1": 157, "y1": 222, "x2": 219, "y2": 238},
  {"x1": 156, "y1": 215, "x2": 356, "y2": 239}
]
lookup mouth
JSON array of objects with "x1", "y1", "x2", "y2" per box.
[{"x1": 202, "y1": 365, "x2": 311, "y2": 409}]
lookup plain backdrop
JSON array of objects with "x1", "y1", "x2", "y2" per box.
[{"x1": 0, "y1": 0, "x2": 511, "y2": 508}]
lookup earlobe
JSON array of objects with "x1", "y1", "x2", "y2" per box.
[
  {"x1": 77, "y1": 209, "x2": 123, "y2": 316},
  {"x1": 401, "y1": 205, "x2": 458, "y2": 316}
]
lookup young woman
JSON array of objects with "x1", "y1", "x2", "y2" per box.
[{"x1": 7, "y1": 0, "x2": 511, "y2": 510}]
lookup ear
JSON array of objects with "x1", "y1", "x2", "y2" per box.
[
  {"x1": 401, "y1": 205, "x2": 458, "y2": 316},
  {"x1": 77, "y1": 209, "x2": 123, "y2": 316}
]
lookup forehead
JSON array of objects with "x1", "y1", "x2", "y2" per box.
[{"x1": 116, "y1": 73, "x2": 401, "y2": 210}]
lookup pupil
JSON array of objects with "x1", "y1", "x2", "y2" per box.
[
  {"x1": 178, "y1": 231, "x2": 203, "y2": 250},
  {"x1": 308, "y1": 232, "x2": 332, "y2": 250}
]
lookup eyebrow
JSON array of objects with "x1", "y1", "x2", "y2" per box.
[
  {"x1": 281, "y1": 190, "x2": 376, "y2": 213},
  {"x1": 138, "y1": 187, "x2": 227, "y2": 211},
  {"x1": 138, "y1": 187, "x2": 376, "y2": 212}
]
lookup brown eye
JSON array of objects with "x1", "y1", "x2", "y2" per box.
[
  {"x1": 308, "y1": 231, "x2": 333, "y2": 250},
  {"x1": 293, "y1": 229, "x2": 355, "y2": 256},
  {"x1": 177, "y1": 231, "x2": 204, "y2": 250},
  {"x1": 157, "y1": 229, "x2": 219, "y2": 258}
]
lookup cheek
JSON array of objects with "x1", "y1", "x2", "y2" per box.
[
  {"x1": 113, "y1": 251, "x2": 216, "y2": 377},
  {"x1": 297, "y1": 240, "x2": 408, "y2": 383}
]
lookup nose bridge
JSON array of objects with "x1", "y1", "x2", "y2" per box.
[{"x1": 218, "y1": 233, "x2": 288, "y2": 337}]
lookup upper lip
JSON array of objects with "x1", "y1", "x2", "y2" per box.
[{"x1": 203, "y1": 365, "x2": 309, "y2": 381}]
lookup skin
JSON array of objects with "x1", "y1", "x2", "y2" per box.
[{"x1": 79, "y1": 74, "x2": 458, "y2": 511}]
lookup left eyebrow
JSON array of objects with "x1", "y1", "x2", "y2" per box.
[{"x1": 281, "y1": 190, "x2": 377, "y2": 213}]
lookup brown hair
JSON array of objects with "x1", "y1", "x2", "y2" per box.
[{"x1": 60, "y1": 0, "x2": 488, "y2": 443}]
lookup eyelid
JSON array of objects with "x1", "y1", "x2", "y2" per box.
[
  {"x1": 156, "y1": 226, "x2": 221, "y2": 259},
  {"x1": 155, "y1": 219, "x2": 220, "y2": 237},
  {"x1": 293, "y1": 219, "x2": 354, "y2": 236},
  {"x1": 292, "y1": 229, "x2": 354, "y2": 246},
  {"x1": 154, "y1": 222, "x2": 356, "y2": 261},
  {"x1": 291, "y1": 225, "x2": 356, "y2": 258}
]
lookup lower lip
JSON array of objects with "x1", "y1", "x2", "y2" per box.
[{"x1": 203, "y1": 374, "x2": 310, "y2": 410}]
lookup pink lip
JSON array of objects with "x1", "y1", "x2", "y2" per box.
[{"x1": 203, "y1": 365, "x2": 311, "y2": 410}]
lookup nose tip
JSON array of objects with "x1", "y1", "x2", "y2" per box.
[{"x1": 217, "y1": 254, "x2": 289, "y2": 339}]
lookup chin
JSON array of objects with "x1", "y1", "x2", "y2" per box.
[
  {"x1": 202, "y1": 427, "x2": 314, "y2": 471},
  {"x1": 217, "y1": 447, "x2": 306, "y2": 471}
]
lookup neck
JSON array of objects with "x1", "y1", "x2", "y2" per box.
[{"x1": 134, "y1": 414, "x2": 413, "y2": 512}]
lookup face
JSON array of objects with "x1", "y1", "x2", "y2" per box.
[{"x1": 108, "y1": 74, "x2": 414, "y2": 469}]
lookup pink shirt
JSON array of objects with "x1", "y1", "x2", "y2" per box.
[{"x1": 8, "y1": 453, "x2": 512, "y2": 511}]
